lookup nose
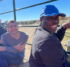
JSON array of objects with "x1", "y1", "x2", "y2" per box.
[
  {"x1": 12, "y1": 26, "x2": 15, "y2": 29},
  {"x1": 53, "y1": 19, "x2": 59, "y2": 24}
]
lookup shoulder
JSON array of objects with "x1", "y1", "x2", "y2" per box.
[
  {"x1": 41, "y1": 31, "x2": 52, "y2": 39},
  {"x1": 1, "y1": 32, "x2": 10, "y2": 39},
  {"x1": 19, "y1": 31, "x2": 29, "y2": 38},
  {"x1": 34, "y1": 28, "x2": 53, "y2": 41}
]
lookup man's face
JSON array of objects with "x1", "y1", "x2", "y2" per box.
[
  {"x1": 41, "y1": 15, "x2": 59, "y2": 34},
  {"x1": 8, "y1": 22, "x2": 18, "y2": 35}
]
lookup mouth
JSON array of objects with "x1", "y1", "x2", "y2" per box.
[
  {"x1": 12, "y1": 30, "x2": 16, "y2": 32},
  {"x1": 11, "y1": 30, "x2": 16, "y2": 32},
  {"x1": 51, "y1": 25, "x2": 57, "y2": 28}
]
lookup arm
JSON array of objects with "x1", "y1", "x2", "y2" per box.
[
  {"x1": 1, "y1": 34, "x2": 29, "y2": 53},
  {"x1": 14, "y1": 42, "x2": 26, "y2": 51},
  {"x1": 54, "y1": 22, "x2": 70, "y2": 41},
  {"x1": 0, "y1": 42, "x2": 26, "y2": 52},
  {"x1": 54, "y1": 26, "x2": 66, "y2": 41},
  {"x1": 38, "y1": 39, "x2": 66, "y2": 67},
  {"x1": 14, "y1": 35, "x2": 29, "y2": 51},
  {"x1": 1, "y1": 35, "x2": 22, "y2": 53},
  {"x1": 0, "y1": 46, "x2": 6, "y2": 51},
  {"x1": 0, "y1": 39, "x2": 21, "y2": 53}
]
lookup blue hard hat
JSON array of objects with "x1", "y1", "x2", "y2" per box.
[{"x1": 40, "y1": 5, "x2": 66, "y2": 17}]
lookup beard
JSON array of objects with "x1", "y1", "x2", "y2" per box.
[{"x1": 10, "y1": 31, "x2": 19, "y2": 35}]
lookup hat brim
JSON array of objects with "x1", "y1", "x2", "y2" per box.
[
  {"x1": 40, "y1": 13, "x2": 66, "y2": 17},
  {"x1": 58, "y1": 13, "x2": 66, "y2": 17}
]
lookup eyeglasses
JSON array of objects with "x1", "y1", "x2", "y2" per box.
[{"x1": 46, "y1": 16, "x2": 59, "y2": 21}]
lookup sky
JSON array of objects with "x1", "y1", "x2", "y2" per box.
[{"x1": 0, "y1": 0, "x2": 70, "y2": 22}]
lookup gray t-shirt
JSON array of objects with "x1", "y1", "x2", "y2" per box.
[{"x1": 1, "y1": 31, "x2": 29, "y2": 53}]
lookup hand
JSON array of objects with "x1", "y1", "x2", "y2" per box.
[
  {"x1": 62, "y1": 21, "x2": 70, "y2": 29},
  {"x1": 0, "y1": 46, "x2": 6, "y2": 51},
  {"x1": 14, "y1": 42, "x2": 26, "y2": 51}
]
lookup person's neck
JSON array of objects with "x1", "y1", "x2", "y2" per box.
[
  {"x1": 40, "y1": 24, "x2": 53, "y2": 34},
  {"x1": 10, "y1": 31, "x2": 20, "y2": 39}
]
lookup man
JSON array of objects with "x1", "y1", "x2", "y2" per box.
[
  {"x1": 0, "y1": 19, "x2": 7, "y2": 46},
  {"x1": 0, "y1": 27, "x2": 7, "y2": 46},
  {"x1": 0, "y1": 20, "x2": 29, "y2": 67},
  {"x1": 29, "y1": 5, "x2": 70, "y2": 67}
]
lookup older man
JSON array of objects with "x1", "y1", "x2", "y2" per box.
[{"x1": 29, "y1": 5, "x2": 70, "y2": 67}]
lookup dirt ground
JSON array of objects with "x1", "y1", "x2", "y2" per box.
[
  {"x1": 19, "y1": 27, "x2": 37, "y2": 63},
  {"x1": 11, "y1": 25, "x2": 70, "y2": 67}
]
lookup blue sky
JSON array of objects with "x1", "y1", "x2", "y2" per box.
[{"x1": 0, "y1": 0, "x2": 70, "y2": 22}]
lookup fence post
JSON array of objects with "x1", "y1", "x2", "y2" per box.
[
  {"x1": 67, "y1": 40, "x2": 70, "y2": 62},
  {"x1": 67, "y1": 40, "x2": 70, "y2": 52},
  {"x1": 13, "y1": 0, "x2": 16, "y2": 21}
]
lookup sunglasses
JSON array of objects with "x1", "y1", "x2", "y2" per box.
[{"x1": 46, "y1": 16, "x2": 59, "y2": 21}]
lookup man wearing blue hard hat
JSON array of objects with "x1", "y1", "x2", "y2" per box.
[{"x1": 29, "y1": 5, "x2": 70, "y2": 67}]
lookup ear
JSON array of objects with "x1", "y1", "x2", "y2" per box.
[{"x1": 7, "y1": 27, "x2": 9, "y2": 31}]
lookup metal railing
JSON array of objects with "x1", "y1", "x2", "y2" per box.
[
  {"x1": 0, "y1": 0, "x2": 58, "y2": 45},
  {"x1": 1, "y1": 0, "x2": 70, "y2": 54}
]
